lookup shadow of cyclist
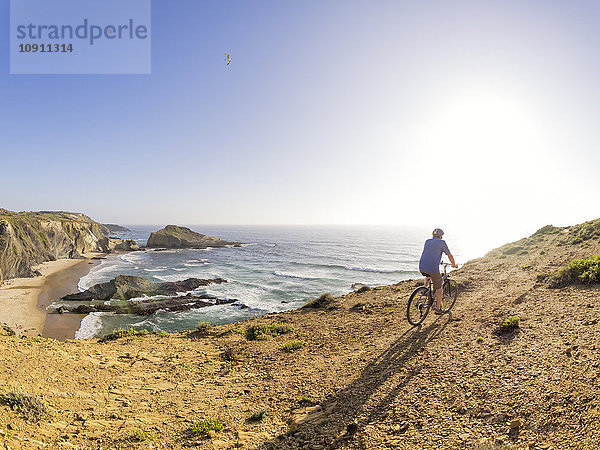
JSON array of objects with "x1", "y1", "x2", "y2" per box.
[{"x1": 258, "y1": 314, "x2": 452, "y2": 449}]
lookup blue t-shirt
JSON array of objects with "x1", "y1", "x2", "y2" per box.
[{"x1": 419, "y1": 238, "x2": 451, "y2": 274}]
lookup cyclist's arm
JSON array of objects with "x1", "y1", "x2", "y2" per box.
[{"x1": 448, "y1": 253, "x2": 457, "y2": 268}]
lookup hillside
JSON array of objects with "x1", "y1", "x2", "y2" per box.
[
  {"x1": 0, "y1": 219, "x2": 599, "y2": 448},
  {"x1": 0, "y1": 210, "x2": 109, "y2": 280}
]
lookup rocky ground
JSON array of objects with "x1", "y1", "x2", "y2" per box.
[{"x1": 0, "y1": 223, "x2": 599, "y2": 449}]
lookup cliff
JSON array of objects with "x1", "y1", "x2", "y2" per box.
[
  {"x1": 146, "y1": 225, "x2": 242, "y2": 249},
  {"x1": 0, "y1": 210, "x2": 109, "y2": 280}
]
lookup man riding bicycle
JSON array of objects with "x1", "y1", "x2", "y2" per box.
[{"x1": 419, "y1": 228, "x2": 457, "y2": 313}]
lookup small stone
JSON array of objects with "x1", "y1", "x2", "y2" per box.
[
  {"x1": 510, "y1": 418, "x2": 522, "y2": 429},
  {"x1": 345, "y1": 422, "x2": 358, "y2": 435},
  {"x1": 207, "y1": 430, "x2": 217, "y2": 439}
]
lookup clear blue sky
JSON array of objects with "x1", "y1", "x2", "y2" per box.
[{"x1": 1, "y1": 0, "x2": 599, "y2": 245}]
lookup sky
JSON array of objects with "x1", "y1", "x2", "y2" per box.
[{"x1": 1, "y1": 0, "x2": 599, "y2": 251}]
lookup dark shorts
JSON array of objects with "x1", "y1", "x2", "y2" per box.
[{"x1": 420, "y1": 271, "x2": 442, "y2": 289}]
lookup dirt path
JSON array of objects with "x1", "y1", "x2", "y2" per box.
[{"x1": 0, "y1": 225, "x2": 598, "y2": 449}]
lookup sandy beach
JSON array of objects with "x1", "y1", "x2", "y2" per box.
[{"x1": 0, "y1": 254, "x2": 102, "y2": 339}]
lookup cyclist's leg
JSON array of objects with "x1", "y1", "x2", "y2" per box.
[
  {"x1": 420, "y1": 272, "x2": 431, "y2": 288},
  {"x1": 430, "y1": 273, "x2": 443, "y2": 311}
]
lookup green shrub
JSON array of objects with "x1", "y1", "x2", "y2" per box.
[
  {"x1": 531, "y1": 225, "x2": 561, "y2": 237},
  {"x1": 476, "y1": 337, "x2": 484, "y2": 343},
  {"x1": 190, "y1": 417, "x2": 224, "y2": 435},
  {"x1": 500, "y1": 316, "x2": 520, "y2": 331},
  {"x1": 0, "y1": 389, "x2": 51, "y2": 422},
  {"x1": 502, "y1": 246, "x2": 523, "y2": 255},
  {"x1": 536, "y1": 273, "x2": 550, "y2": 283},
  {"x1": 131, "y1": 429, "x2": 151, "y2": 442},
  {"x1": 195, "y1": 322, "x2": 211, "y2": 336},
  {"x1": 248, "y1": 410, "x2": 268, "y2": 421},
  {"x1": 547, "y1": 255, "x2": 600, "y2": 288},
  {"x1": 281, "y1": 339, "x2": 307, "y2": 353},
  {"x1": 98, "y1": 328, "x2": 150, "y2": 343},
  {"x1": 301, "y1": 293, "x2": 334, "y2": 309},
  {"x1": 245, "y1": 323, "x2": 294, "y2": 341},
  {"x1": 566, "y1": 219, "x2": 600, "y2": 245}
]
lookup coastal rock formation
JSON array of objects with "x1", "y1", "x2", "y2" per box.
[
  {"x1": 106, "y1": 238, "x2": 140, "y2": 252},
  {"x1": 62, "y1": 275, "x2": 226, "y2": 301},
  {"x1": 146, "y1": 225, "x2": 242, "y2": 249},
  {"x1": 65, "y1": 294, "x2": 237, "y2": 315},
  {"x1": 0, "y1": 210, "x2": 109, "y2": 280},
  {"x1": 103, "y1": 224, "x2": 131, "y2": 233}
]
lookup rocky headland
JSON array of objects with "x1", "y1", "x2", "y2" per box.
[
  {"x1": 146, "y1": 225, "x2": 243, "y2": 249},
  {"x1": 103, "y1": 224, "x2": 131, "y2": 233},
  {"x1": 0, "y1": 210, "x2": 138, "y2": 280}
]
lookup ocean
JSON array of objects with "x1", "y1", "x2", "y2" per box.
[{"x1": 63, "y1": 225, "x2": 479, "y2": 339}]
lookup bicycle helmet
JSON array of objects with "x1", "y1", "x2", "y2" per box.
[{"x1": 432, "y1": 228, "x2": 444, "y2": 238}]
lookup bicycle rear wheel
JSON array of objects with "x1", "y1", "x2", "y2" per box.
[
  {"x1": 407, "y1": 286, "x2": 431, "y2": 326},
  {"x1": 440, "y1": 279, "x2": 458, "y2": 313}
]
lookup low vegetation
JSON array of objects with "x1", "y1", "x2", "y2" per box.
[
  {"x1": 565, "y1": 219, "x2": 600, "y2": 245},
  {"x1": 0, "y1": 389, "x2": 51, "y2": 422},
  {"x1": 532, "y1": 224, "x2": 561, "y2": 237},
  {"x1": 245, "y1": 323, "x2": 295, "y2": 341},
  {"x1": 98, "y1": 328, "x2": 150, "y2": 342},
  {"x1": 302, "y1": 293, "x2": 334, "y2": 309},
  {"x1": 499, "y1": 315, "x2": 520, "y2": 333},
  {"x1": 190, "y1": 417, "x2": 224, "y2": 436},
  {"x1": 281, "y1": 339, "x2": 307, "y2": 353},
  {"x1": 195, "y1": 322, "x2": 211, "y2": 336},
  {"x1": 248, "y1": 409, "x2": 268, "y2": 421},
  {"x1": 547, "y1": 255, "x2": 600, "y2": 288}
]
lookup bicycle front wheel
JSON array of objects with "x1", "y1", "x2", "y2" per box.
[
  {"x1": 441, "y1": 279, "x2": 458, "y2": 313},
  {"x1": 407, "y1": 286, "x2": 431, "y2": 326}
]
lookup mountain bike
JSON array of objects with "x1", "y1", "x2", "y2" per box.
[{"x1": 407, "y1": 262, "x2": 458, "y2": 326}]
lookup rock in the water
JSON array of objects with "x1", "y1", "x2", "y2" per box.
[
  {"x1": 146, "y1": 225, "x2": 242, "y2": 249},
  {"x1": 68, "y1": 293, "x2": 236, "y2": 315},
  {"x1": 107, "y1": 238, "x2": 140, "y2": 252},
  {"x1": 62, "y1": 275, "x2": 226, "y2": 301}
]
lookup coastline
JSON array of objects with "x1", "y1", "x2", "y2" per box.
[{"x1": 0, "y1": 254, "x2": 103, "y2": 339}]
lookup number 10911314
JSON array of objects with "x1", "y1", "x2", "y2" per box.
[{"x1": 19, "y1": 43, "x2": 74, "y2": 53}]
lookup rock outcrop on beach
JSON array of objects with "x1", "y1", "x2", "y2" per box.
[
  {"x1": 62, "y1": 275, "x2": 226, "y2": 301},
  {"x1": 146, "y1": 225, "x2": 242, "y2": 249},
  {"x1": 0, "y1": 210, "x2": 109, "y2": 280}
]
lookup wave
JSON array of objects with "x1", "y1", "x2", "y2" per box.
[
  {"x1": 75, "y1": 312, "x2": 110, "y2": 339},
  {"x1": 344, "y1": 266, "x2": 406, "y2": 274},
  {"x1": 273, "y1": 271, "x2": 319, "y2": 280}
]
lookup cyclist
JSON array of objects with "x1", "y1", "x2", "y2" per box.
[{"x1": 418, "y1": 228, "x2": 458, "y2": 313}]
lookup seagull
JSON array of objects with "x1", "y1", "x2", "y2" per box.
[{"x1": 225, "y1": 53, "x2": 231, "y2": 65}]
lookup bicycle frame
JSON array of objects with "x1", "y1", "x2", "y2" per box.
[{"x1": 422, "y1": 263, "x2": 452, "y2": 305}]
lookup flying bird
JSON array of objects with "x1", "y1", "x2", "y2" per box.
[{"x1": 225, "y1": 53, "x2": 231, "y2": 65}]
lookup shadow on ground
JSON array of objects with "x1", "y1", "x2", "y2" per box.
[{"x1": 259, "y1": 315, "x2": 452, "y2": 449}]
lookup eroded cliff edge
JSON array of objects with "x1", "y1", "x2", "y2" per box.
[{"x1": 0, "y1": 210, "x2": 110, "y2": 280}]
